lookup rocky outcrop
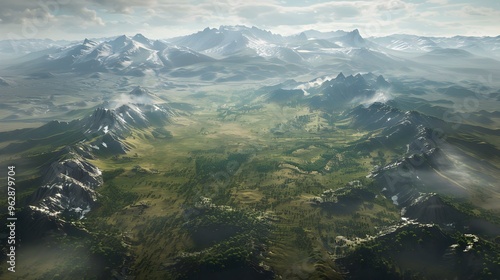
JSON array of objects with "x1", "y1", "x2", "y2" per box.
[
  {"x1": 91, "y1": 133, "x2": 131, "y2": 154},
  {"x1": 82, "y1": 104, "x2": 175, "y2": 154},
  {"x1": 42, "y1": 156, "x2": 102, "y2": 186},
  {"x1": 83, "y1": 107, "x2": 128, "y2": 135},
  {"x1": 28, "y1": 154, "x2": 102, "y2": 219},
  {"x1": 84, "y1": 104, "x2": 175, "y2": 134},
  {"x1": 336, "y1": 223, "x2": 500, "y2": 280},
  {"x1": 311, "y1": 182, "x2": 375, "y2": 214},
  {"x1": 402, "y1": 193, "x2": 466, "y2": 224},
  {"x1": 18, "y1": 93, "x2": 177, "y2": 242},
  {"x1": 264, "y1": 73, "x2": 392, "y2": 110},
  {"x1": 349, "y1": 103, "x2": 471, "y2": 205}
]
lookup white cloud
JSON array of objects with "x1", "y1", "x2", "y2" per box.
[
  {"x1": 427, "y1": 0, "x2": 448, "y2": 4},
  {"x1": 79, "y1": 7, "x2": 105, "y2": 26},
  {"x1": 376, "y1": 0, "x2": 412, "y2": 11},
  {"x1": 461, "y1": 5, "x2": 499, "y2": 16},
  {"x1": 0, "y1": 0, "x2": 498, "y2": 40},
  {"x1": 89, "y1": 0, "x2": 158, "y2": 13}
]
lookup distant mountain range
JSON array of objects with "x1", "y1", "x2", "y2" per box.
[
  {"x1": 370, "y1": 34, "x2": 500, "y2": 57},
  {"x1": 1, "y1": 25, "x2": 499, "y2": 81},
  {"x1": 6, "y1": 34, "x2": 214, "y2": 76}
]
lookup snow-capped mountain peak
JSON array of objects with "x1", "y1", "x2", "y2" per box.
[
  {"x1": 169, "y1": 25, "x2": 286, "y2": 57},
  {"x1": 12, "y1": 34, "x2": 215, "y2": 75}
]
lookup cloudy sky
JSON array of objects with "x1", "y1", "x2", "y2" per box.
[{"x1": 1, "y1": 0, "x2": 499, "y2": 40}]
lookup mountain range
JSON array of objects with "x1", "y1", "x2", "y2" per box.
[
  {"x1": 1, "y1": 25, "x2": 499, "y2": 280},
  {"x1": 2, "y1": 26, "x2": 499, "y2": 83}
]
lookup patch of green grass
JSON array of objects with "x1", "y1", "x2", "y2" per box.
[{"x1": 92, "y1": 182, "x2": 138, "y2": 216}]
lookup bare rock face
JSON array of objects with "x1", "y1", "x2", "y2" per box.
[
  {"x1": 83, "y1": 107, "x2": 128, "y2": 135},
  {"x1": 115, "y1": 104, "x2": 150, "y2": 128},
  {"x1": 26, "y1": 103, "x2": 175, "y2": 220},
  {"x1": 91, "y1": 133, "x2": 131, "y2": 154},
  {"x1": 22, "y1": 100, "x2": 177, "y2": 241},
  {"x1": 402, "y1": 193, "x2": 465, "y2": 224},
  {"x1": 28, "y1": 155, "x2": 102, "y2": 219},
  {"x1": 43, "y1": 157, "x2": 103, "y2": 186}
]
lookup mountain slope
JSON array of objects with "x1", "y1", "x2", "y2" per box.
[
  {"x1": 261, "y1": 72, "x2": 392, "y2": 110},
  {"x1": 7, "y1": 34, "x2": 214, "y2": 76}
]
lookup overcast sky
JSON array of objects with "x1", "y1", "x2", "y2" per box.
[{"x1": 1, "y1": 0, "x2": 499, "y2": 40}]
